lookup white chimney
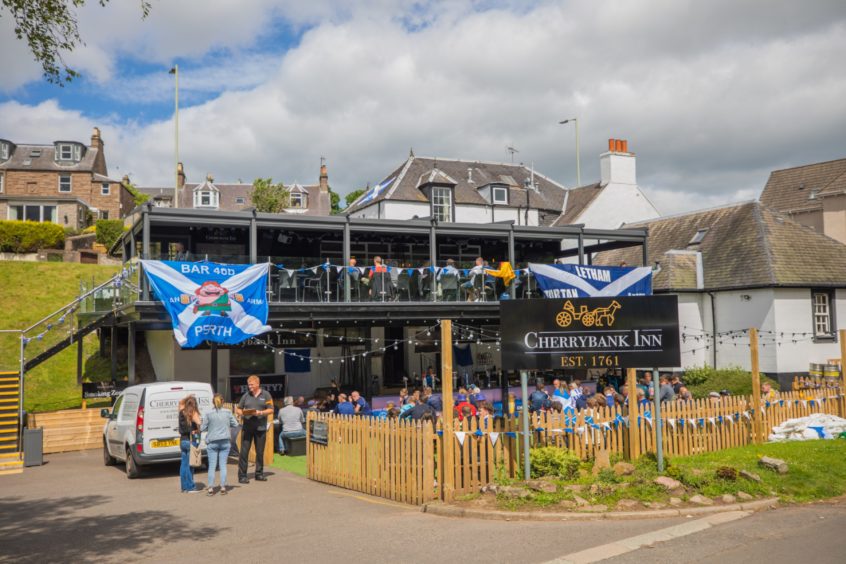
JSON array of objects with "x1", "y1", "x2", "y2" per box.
[{"x1": 600, "y1": 138, "x2": 636, "y2": 185}]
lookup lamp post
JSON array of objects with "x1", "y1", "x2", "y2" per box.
[
  {"x1": 559, "y1": 118, "x2": 580, "y2": 187},
  {"x1": 169, "y1": 65, "x2": 179, "y2": 208}
]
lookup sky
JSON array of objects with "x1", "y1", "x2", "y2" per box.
[{"x1": 1, "y1": 0, "x2": 845, "y2": 214}]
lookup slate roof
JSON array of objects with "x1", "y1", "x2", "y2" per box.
[
  {"x1": 760, "y1": 157, "x2": 846, "y2": 212},
  {"x1": 551, "y1": 182, "x2": 603, "y2": 226},
  {"x1": 345, "y1": 156, "x2": 567, "y2": 215},
  {"x1": 594, "y1": 201, "x2": 846, "y2": 291},
  {"x1": 0, "y1": 143, "x2": 99, "y2": 172}
]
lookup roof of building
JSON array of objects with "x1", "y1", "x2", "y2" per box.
[
  {"x1": 0, "y1": 142, "x2": 100, "y2": 173},
  {"x1": 345, "y1": 156, "x2": 567, "y2": 216},
  {"x1": 760, "y1": 157, "x2": 846, "y2": 212},
  {"x1": 551, "y1": 182, "x2": 603, "y2": 226},
  {"x1": 594, "y1": 200, "x2": 846, "y2": 290}
]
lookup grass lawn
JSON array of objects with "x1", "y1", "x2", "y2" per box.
[
  {"x1": 0, "y1": 261, "x2": 120, "y2": 412},
  {"x1": 490, "y1": 439, "x2": 846, "y2": 511},
  {"x1": 271, "y1": 454, "x2": 307, "y2": 477}
]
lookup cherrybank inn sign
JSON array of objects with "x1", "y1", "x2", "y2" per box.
[{"x1": 500, "y1": 296, "x2": 681, "y2": 371}]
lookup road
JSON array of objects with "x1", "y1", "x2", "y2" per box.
[{"x1": 1, "y1": 451, "x2": 844, "y2": 563}]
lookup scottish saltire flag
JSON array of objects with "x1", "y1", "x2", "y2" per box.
[
  {"x1": 359, "y1": 176, "x2": 395, "y2": 204},
  {"x1": 528, "y1": 263, "x2": 652, "y2": 298},
  {"x1": 141, "y1": 260, "x2": 271, "y2": 348}
]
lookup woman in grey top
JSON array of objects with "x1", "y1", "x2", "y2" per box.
[{"x1": 201, "y1": 394, "x2": 239, "y2": 496}]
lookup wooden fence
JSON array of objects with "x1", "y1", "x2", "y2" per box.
[
  {"x1": 307, "y1": 390, "x2": 844, "y2": 503},
  {"x1": 28, "y1": 408, "x2": 104, "y2": 454}
]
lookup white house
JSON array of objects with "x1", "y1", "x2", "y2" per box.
[
  {"x1": 595, "y1": 201, "x2": 846, "y2": 388},
  {"x1": 345, "y1": 139, "x2": 659, "y2": 230}
]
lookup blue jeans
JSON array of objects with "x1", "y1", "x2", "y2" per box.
[
  {"x1": 179, "y1": 439, "x2": 195, "y2": 492},
  {"x1": 278, "y1": 429, "x2": 306, "y2": 453},
  {"x1": 206, "y1": 439, "x2": 230, "y2": 488}
]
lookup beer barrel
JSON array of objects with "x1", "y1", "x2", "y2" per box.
[{"x1": 809, "y1": 363, "x2": 824, "y2": 378}]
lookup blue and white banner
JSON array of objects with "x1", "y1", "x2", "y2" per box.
[
  {"x1": 528, "y1": 263, "x2": 652, "y2": 298},
  {"x1": 141, "y1": 260, "x2": 271, "y2": 348}
]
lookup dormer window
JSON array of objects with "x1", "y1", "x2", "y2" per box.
[
  {"x1": 492, "y1": 185, "x2": 509, "y2": 205},
  {"x1": 290, "y1": 192, "x2": 306, "y2": 209},
  {"x1": 55, "y1": 142, "x2": 82, "y2": 162},
  {"x1": 432, "y1": 186, "x2": 453, "y2": 222},
  {"x1": 193, "y1": 182, "x2": 219, "y2": 208},
  {"x1": 0, "y1": 142, "x2": 9, "y2": 161}
]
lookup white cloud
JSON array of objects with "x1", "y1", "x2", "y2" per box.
[{"x1": 1, "y1": 0, "x2": 845, "y2": 217}]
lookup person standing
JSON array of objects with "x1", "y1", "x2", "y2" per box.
[
  {"x1": 178, "y1": 395, "x2": 201, "y2": 493},
  {"x1": 235, "y1": 375, "x2": 274, "y2": 484},
  {"x1": 202, "y1": 393, "x2": 239, "y2": 495}
]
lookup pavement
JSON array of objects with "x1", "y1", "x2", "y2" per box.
[{"x1": 1, "y1": 450, "x2": 845, "y2": 563}]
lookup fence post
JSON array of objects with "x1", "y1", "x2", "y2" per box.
[
  {"x1": 440, "y1": 319, "x2": 455, "y2": 502},
  {"x1": 839, "y1": 329, "x2": 846, "y2": 418},
  {"x1": 626, "y1": 367, "x2": 639, "y2": 460},
  {"x1": 520, "y1": 370, "x2": 531, "y2": 480},
  {"x1": 749, "y1": 328, "x2": 763, "y2": 444},
  {"x1": 652, "y1": 368, "x2": 664, "y2": 472}
]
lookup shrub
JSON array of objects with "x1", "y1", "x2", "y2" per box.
[
  {"x1": 682, "y1": 365, "x2": 779, "y2": 398},
  {"x1": 0, "y1": 220, "x2": 65, "y2": 253},
  {"x1": 82, "y1": 225, "x2": 96, "y2": 235},
  {"x1": 529, "y1": 447, "x2": 580, "y2": 480},
  {"x1": 95, "y1": 219, "x2": 124, "y2": 249}
]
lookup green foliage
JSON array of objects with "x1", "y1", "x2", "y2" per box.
[
  {"x1": 123, "y1": 182, "x2": 149, "y2": 206},
  {"x1": 529, "y1": 447, "x2": 580, "y2": 480},
  {"x1": 250, "y1": 178, "x2": 290, "y2": 213},
  {"x1": 63, "y1": 226, "x2": 80, "y2": 237},
  {"x1": 329, "y1": 188, "x2": 341, "y2": 215},
  {"x1": 95, "y1": 219, "x2": 124, "y2": 249},
  {"x1": 0, "y1": 220, "x2": 64, "y2": 252},
  {"x1": 682, "y1": 365, "x2": 778, "y2": 398},
  {"x1": 1, "y1": 0, "x2": 151, "y2": 84},
  {"x1": 344, "y1": 188, "x2": 367, "y2": 208}
]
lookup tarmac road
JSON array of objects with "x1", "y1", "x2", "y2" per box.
[{"x1": 1, "y1": 450, "x2": 844, "y2": 563}]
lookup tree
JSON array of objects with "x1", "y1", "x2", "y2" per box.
[
  {"x1": 329, "y1": 188, "x2": 341, "y2": 215},
  {"x1": 345, "y1": 188, "x2": 367, "y2": 209},
  {"x1": 1, "y1": 0, "x2": 151, "y2": 85},
  {"x1": 250, "y1": 178, "x2": 289, "y2": 213}
]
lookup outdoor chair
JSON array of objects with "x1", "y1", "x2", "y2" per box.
[
  {"x1": 440, "y1": 272, "x2": 459, "y2": 301},
  {"x1": 336, "y1": 268, "x2": 362, "y2": 301},
  {"x1": 276, "y1": 269, "x2": 295, "y2": 302},
  {"x1": 396, "y1": 271, "x2": 412, "y2": 301}
]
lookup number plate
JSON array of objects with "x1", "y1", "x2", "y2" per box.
[{"x1": 151, "y1": 438, "x2": 179, "y2": 448}]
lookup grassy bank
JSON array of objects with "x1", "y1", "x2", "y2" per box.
[{"x1": 0, "y1": 261, "x2": 120, "y2": 412}]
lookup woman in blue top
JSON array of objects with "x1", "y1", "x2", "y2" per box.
[{"x1": 201, "y1": 394, "x2": 239, "y2": 496}]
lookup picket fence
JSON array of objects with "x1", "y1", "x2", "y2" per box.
[{"x1": 307, "y1": 390, "x2": 845, "y2": 504}]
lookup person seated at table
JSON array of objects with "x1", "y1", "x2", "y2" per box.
[
  {"x1": 368, "y1": 256, "x2": 391, "y2": 301},
  {"x1": 350, "y1": 390, "x2": 371, "y2": 415},
  {"x1": 454, "y1": 392, "x2": 477, "y2": 419},
  {"x1": 334, "y1": 393, "x2": 355, "y2": 415},
  {"x1": 399, "y1": 396, "x2": 434, "y2": 420},
  {"x1": 423, "y1": 387, "x2": 442, "y2": 414},
  {"x1": 469, "y1": 385, "x2": 486, "y2": 407},
  {"x1": 529, "y1": 380, "x2": 550, "y2": 412},
  {"x1": 462, "y1": 257, "x2": 486, "y2": 301},
  {"x1": 277, "y1": 396, "x2": 306, "y2": 455}
]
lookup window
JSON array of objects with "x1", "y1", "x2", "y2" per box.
[
  {"x1": 0, "y1": 143, "x2": 9, "y2": 160},
  {"x1": 0, "y1": 172, "x2": 4, "y2": 193},
  {"x1": 812, "y1": 290, "x2": 835, "y2": 340},
  {"x1": 100, "y1": 210, "x2": 109, "y2": 220},
  {"x1": 56, "y1": 143, "x2": 80, "y2": 161},
  {"x1": 432, "y1": 186, "x2": 452, "y2": 222},
  {"x1": 289, "y1": 192, "x2": 305, "y2": 209},
  {"x1": 193, "y1": 189, "x2": 219, "y2": 208},
  {"x1": 9, "y1": 204, "x2": 57, "y2": 223},
  {"x1": 689, "y1": 228, "x2": 709, "y2": 245},
  {"x1": 101, "y1": 183, "x2": 110, "y2": 196},
  {"x1": 59, "y1": 175, "x2": 72, "y2": 193},
  {"x1": 492, "y1": 185, "x2": 508, "y2": 205},
  {"x1": 235, "y1": 197, "x2": 245, "y2": 205}
]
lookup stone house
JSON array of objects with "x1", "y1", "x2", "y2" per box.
[{"x1": 0, "y1": 127, "x2": 134, "y2": 229}]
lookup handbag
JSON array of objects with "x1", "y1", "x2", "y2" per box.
[{"x1": 190, "y1": 443, "x2": 202, "y2": 467}]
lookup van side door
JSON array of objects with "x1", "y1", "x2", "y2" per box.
[{"x1": 106, "y1": 394, "x2": 124, "y2": 457}]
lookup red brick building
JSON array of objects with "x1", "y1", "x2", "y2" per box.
[{"x1": 0, "y1": 127, "x2": 134, "y2": 229}]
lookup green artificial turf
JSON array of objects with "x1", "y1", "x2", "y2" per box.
[{"x1": 271, "y1": 454, "x2": 307, "y2": 477}]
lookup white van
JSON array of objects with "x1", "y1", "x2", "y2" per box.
[{"x1": 101, "y1": 381, "x2": 214, "y2": 478}]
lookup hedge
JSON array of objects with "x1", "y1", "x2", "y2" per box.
[
  {"x1": 95, "y1": 219, "x2": 125, "y2": 249},
  {"x1": 0, "y1": 220, "x2": 65, "y2": 253}
]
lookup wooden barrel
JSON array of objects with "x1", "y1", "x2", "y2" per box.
[{"x1": 809, "y1": 363, "x2": 824, "y2": 377}]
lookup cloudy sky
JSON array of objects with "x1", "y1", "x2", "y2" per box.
[{"x1": 1, "y1": 0, "x2": 844, "y2": 214}]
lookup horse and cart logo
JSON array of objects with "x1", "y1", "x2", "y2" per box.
[{"x1": 555, "y1": 300, "x2": 622, "y2": 328}]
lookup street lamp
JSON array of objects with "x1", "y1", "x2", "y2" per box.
[
  {"x1": 559, "y1": 118, "x2": 580, "y2": 187},
  {"x1": 169, "y1": 65, "x2": 179, "y2": 208}
]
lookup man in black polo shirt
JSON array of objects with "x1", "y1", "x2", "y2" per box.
[{"x1": 236, "y1": 374, "x2": 274, "y2": 483}]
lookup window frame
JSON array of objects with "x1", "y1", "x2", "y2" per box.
[
  {"x1": 811, "y1": 288, "x2": 836, "y2": 342},
  {"x1": 193, "y1": 189, "x2": 219, "y2": 208},
  {"x1": 431, "y1": 185, "x2": 453, "y2": 223},
  {"x1": 492, "y1": 185, "x2": 509, "y2": 205},
  {"x1": 8, "y1": 203, "x2": 57, "y2": 223},
  {"x1": 101, "y1": 182, "x2": 110, "y2": 196},
  {"x1": 289, "y1": 192, "x2": 306, "y2": 209},
  {"x1": 0, "y1": 172, "x2": 4, "y2": 193},
  {"x1": 235, "y1": 197, "x2": 246, "y2": 205},
  {"x1": 0, "y1": 143, "x2": 8, "y2": 160},
  {"x1": 58, "y1": 174, "x2": 72, "y2": 193}
]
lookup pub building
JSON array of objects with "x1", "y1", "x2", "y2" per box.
[{"x1": 103, "y1": 204, "x2": 647, "y2": 402}]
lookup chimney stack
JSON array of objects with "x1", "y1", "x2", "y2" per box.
[
  {"x1": 600, "y1": 138, "x2": 636, "y2": 185},
  {"x1": 90, "y1": 126, "x2": 103, "y2": 150},
  {"x1": 177, "y1": 162, "x2": 186, "y2": 188},
  {"x1": 319, "y1": 158, "x2": 329, "y2": 193}
]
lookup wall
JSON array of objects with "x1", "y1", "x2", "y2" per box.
[
  {"x1": 788, "y1": 208, "x2": 825, "y2": 235},
  {"x1": 144, "y1": 330, "x2": 175, "y2": 381},
  {"x1": 675, "y1": 292, "x2": 709, "y2": 369},
  {"x1": 823, "y1": 195, "x2": 846, "y2": 244},
  {"x1": 774, "y1": 287, "x2": 845, "y2": 373},
  {"x1": 576, "y1": 183, "x2": 660, "y2": 229},
  {"x1": 352, "y1": 200, "x2": 540, "y2": 226}
]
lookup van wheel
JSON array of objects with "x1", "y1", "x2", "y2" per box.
[
  {"x1": 125, "y1": 447, "x2": 140, "y2": 479},
  {"x1": 103, "y1": 440, "x2": 116, "y2": 466}
]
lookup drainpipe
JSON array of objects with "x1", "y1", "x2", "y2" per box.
[{"x1": 708, "y1": 291, "x2": 717, "y2": 368}]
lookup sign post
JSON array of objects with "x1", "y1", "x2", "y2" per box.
[
  {"x1": 440, "y1": 319, "x2": 455, "y2": 502},
  {"x1": 520, "y1": 370, "x2": 531, "y2": 479},
  {"x1": 749, "y1": 327, "x2": 763, "y2": 444},
  {"x1": 652, "y1": 368, "x2": 664, "y2": 472}
]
